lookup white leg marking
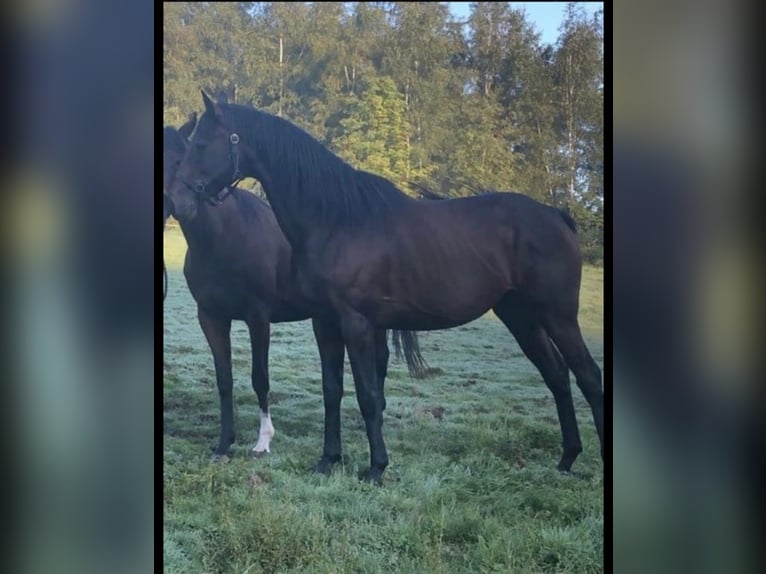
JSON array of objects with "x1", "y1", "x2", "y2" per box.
[{"x1": 252, "y1": 410, "x2": 275, "y2": 455}]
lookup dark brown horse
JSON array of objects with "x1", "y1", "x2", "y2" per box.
[
  {"x1": 163, "y1": 116, "x2": 427, "y2": 457},
  {"x1": 171, "y1": 92, "x2": 603, "y2": 482}
]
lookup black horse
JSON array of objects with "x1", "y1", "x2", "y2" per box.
[
  {"x1": 163, "y1": 116, "x2": 427, "y2": 458},
  {"x1": 171, "y1": 91, "x2": 603, "y2": 482}
]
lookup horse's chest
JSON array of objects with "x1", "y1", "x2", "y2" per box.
[{"x1": 184, "y1": 262, "x2": 249, "y2": 319}]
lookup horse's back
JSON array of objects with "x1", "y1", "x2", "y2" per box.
[
  {"x1": 383, "y1": 192, "x2": 582, "y2": 306},
  {"x1": 395, "y1": 192, "x2": 579, "y2": 259}
]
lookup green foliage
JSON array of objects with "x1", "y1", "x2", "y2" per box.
[
  {"x1": 331, "y1": 76, "x2": 412, "y2": 189},
  {"x1": 552, "y1": 2, "x2": 604, "y2": 246},
  {"x1": 164, "y1": 1, "x2": 603, "y2": 249}
]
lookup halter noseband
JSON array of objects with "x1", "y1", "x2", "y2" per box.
[{"x1": 187, "y1": 131, "x2": 242, "y2": 206}]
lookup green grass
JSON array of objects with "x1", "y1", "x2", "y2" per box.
[{"x1": 164, "y1": 225, "x2": 603, "y2": 574}]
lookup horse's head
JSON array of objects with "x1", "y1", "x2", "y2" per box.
[
  {"x1": 170, "y1": 90, "x2": 241, "y2": 221},
  {"x1": 163, "y1": 114, "x2": 196, "y2": 224}
]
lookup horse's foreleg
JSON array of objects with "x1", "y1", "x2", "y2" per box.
[
  {"x1": 198, "y1": 306, "x2": 234, "y2": 456},
  {"x1": 312, "y1": 315, "x2": 345, "y2": 474},
  {"x1": 341, "y1": 311, "x2": 388, "y2": 483},
  {"x1": 248, "y1": 315, "x2": 273, "y2": 456}
]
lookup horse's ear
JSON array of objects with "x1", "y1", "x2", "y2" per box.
[
  {"x1": 178, "y1": 112, "x2": 197, "y2": 141},
  {"x1": 201, "y1": 90, "x2": 224, "y2": 123}
]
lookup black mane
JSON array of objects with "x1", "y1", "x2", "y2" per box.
[{"x1": 213, "y1": 103, "x2": 412, "y2": 228}]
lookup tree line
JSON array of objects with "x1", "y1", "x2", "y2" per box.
[{"x1": 164, "y1": 2, "x2": 603, "y2": 262}]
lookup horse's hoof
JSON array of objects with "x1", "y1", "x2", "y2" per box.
[
  {"x1": 314, "y1": 456, "x2": 339, "y2": 475},
  {"x1": 251, "y1": 448, "x2": 269, "y2": 459},
  {"x1": 358, "y1": 468, "x2": 384, "y2": 485},
  {"x1": 211, "y1": 438, "x2": 235, "y2": 456},
  {"x1": 210, "y1": 453, "x2": 231, "y2": 464}
]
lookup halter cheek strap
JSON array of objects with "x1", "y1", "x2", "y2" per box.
[
  {"x1": 187, "y1": 131, "x2": 243, "y2": 205},
  {"x1": 207, "y1": 132, "x2": 241, "y2": 206},
  {"x1": 194, "y1": 132, "x2": 242, "y2": 206},
  {"x1": 230, "y1": 132, "x2": 242, "y2": 186},
  {"x1": 230, "y1": 133, "x2": 241, "y2": 177}
]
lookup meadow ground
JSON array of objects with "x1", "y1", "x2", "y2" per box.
[{"x1": 163, "y1": 224, "x2": 604, "y2": 574}]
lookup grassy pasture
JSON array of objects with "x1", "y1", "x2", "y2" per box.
[{"x1": 163, "y1": 225, "x2": 603, "y2": 574}]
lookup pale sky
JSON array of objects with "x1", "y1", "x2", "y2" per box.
[{"x1": 448, "y1": 2, "x2": 603, "y2": 46}]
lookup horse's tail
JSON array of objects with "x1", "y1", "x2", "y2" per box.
[
  {"x1": 391, "y1": 330, "x2": 431, "y2": 378},
  {"x1": 558, "y1": 209, "x2": 578, "y2": 234}
]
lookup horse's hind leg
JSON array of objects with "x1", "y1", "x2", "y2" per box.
[
  {"x1": 374, "y1": 329, "x2": 389, "y2": 412},
  {"x1": 493, "y1": 293, "x2": 583, "y2": 471},
  {"x1": 312, "y1": 315, "x2": 346, "y2": 474},
  {"x1": 543, "y1": 308, "x2": 604, "y2": 462},
  {"x1": 247, "y1": 314, "x2": 274, "y2": 456},
  {"x1": 198, "y1": 306, "x2": 235, "y2": 456}
]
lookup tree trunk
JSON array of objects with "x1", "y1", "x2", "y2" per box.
[
  {"x1": 565, "y1": 52, "x2": 575, "y2": 212},
  {"x1": 278, "y1": 34, "x2": 283, "y2": 116},
  {"x1": 537, "y1": 119, "x2": 554, "y2": 202}
]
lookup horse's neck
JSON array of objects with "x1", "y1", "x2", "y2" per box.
[
  {"x1": 243, "y1": 149, "x2": 312, "y2": 251},
  {"x1": 259, "y1": 180, "x2": 312, "y2": 252}
]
